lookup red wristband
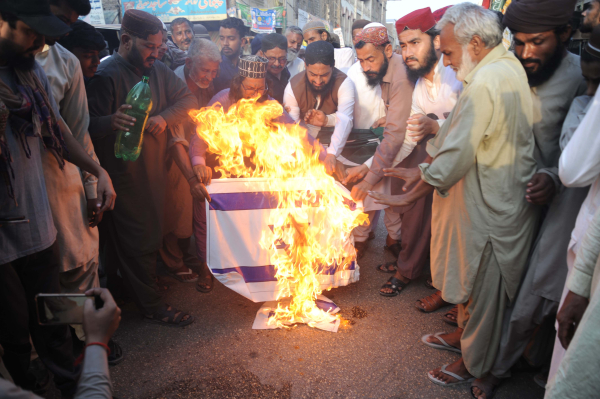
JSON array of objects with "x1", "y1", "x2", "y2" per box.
[{"x1": 74, "y1": 342, "x2": 111, "y2": 366}]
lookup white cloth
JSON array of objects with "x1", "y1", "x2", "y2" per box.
[
  {"x1": 287, "y1": 57, "x2": 305, "y2": 78},
  {"x1": 392, "y1": 57, "x2": 462, "y2": 166},
  {"x1": 334, "y1": 48, "x2": 355, "y2": 72},
  {"x1": 204, "y1": 178, "x2": 362, "y2": 302},
  {"x1": 549, "y1": 88, "x2": 600, "y2": 381},
  {"x1": 346, "y1": 61, "x2": 386, "y2": 129},
  {"x1": 283, "y1": 77, "x2": 355, "y2": 157}
]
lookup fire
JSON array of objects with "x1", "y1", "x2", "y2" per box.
[{"x1": 189, "y1": 98, "x2": 367, "y2": 329}]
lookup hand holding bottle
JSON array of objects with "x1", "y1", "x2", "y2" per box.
[{"x1": 111, "y1": 104, "x2": 136, "y2": 131}]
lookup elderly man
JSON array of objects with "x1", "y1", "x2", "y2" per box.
[
  {"x1": 283, "y1": 41, "x2": 356, "y2": 176},
  {"x1": 285, "y1": 26, "x2": 305, "y2": 77},
  {"x1": 302, "y1": 20, "x2": 354, "y2": 71},
  {"x1": 0, "y1": 0, "x2": 116, "y2": 394},
  {"x1": 468, "y1": 0, "x2": 588, "y2": 395},
  {"x1": 163, "y1": 39, "x2": 221, "y2": 293},
  {"x1": 258, "y1": 33, "x2": 290, "y2": 104},
  {"x1": 369, "y1": 3, "x2": 539, "y2": 386},
  {"x1": 87, "y1": 10, "x2": 198, "y2": 327},
  {"x1": 213, "y1": 17, "x2": 248, "y2": 93},
  {"x1": 170, "y1": 17, "x2": 194, "y2": 51}
]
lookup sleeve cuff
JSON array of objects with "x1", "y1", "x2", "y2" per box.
[
  {"x1": 325, "y1": 114, "x2": 336, "y2": 127},
  {"x1": 364, "y1": 170, "x2": 382, "y2": 186},
  {"x1": 84, "y1": 182, "x2": 98, "y2": 200},
  {"x1": 419, "y1": 163, "x2": 448, "y2": 197},
  {"x1": 191, "y1": 156, "x2": 205, "y2": 166},
  {"x1": 538, "y1": 168, "x2": 561, "y2": 189},
  {"x1": 566, "y1": 268, "x2": 592, "y2": 299},
  {"x1": 326, "y1": 146, "x2": 337, "y2": 156}
]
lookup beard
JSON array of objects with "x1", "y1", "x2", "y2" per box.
[
  {"x1": 455, "y1": 48, "x2": 478, "y2": 82},
  {"x1": 307, "y1": 71, "x2": 336, "y2": 97},
  {"x1": 129, "y1": 42, "x2": 155, "y2": 75},
  {"x1": 517, "y1": 41, "x2": 564, "y2": 87},
  {"x1": 404, "y1": 42, "x2": 438, "y2": 83},
  {"x1": 287, "y1": 48, "x2": 298, "y2": 63},
  {"x1": 364, "y1": 55, "x2": 389, "y2": 88},
  {"x1": 0, "y1": 38, "x2": 39, "y2": 71}
]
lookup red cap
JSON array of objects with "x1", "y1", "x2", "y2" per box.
[
  {"x1": 395, "y1": 7, "x2": 436, "y2": 36},
  {"x1": 433, "y1": 5, "x2": 452, "y2": 22}
]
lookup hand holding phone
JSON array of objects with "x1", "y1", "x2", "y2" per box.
[{"x1": 83, "y1": 288, "x2": 121, "y2": 345}]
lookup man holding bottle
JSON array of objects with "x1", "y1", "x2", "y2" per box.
[{"x1": 87, "y1": 9, "x2": 199, "y2": 327}]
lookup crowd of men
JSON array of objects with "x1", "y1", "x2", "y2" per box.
[{"x1": 1, "y1": 0, "x2": 600, "y2": 397}]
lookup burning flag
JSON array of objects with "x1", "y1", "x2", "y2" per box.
[{"x1": 189, "y1": 98, "x2": 368, "y2": 330}]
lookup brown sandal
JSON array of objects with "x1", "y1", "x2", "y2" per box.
[
  {"x1": 415, "y1": 290, "x2": 451, "y2": 313},
  {"x1": 442, "y1": 305, "x2": 459, "y2": 326}
]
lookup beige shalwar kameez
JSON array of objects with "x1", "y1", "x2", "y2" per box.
[{"x1": 419, "y1": 45, "x2": 539, "y2": 378}]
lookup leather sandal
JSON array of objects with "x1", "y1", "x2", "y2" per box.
[
  {"x1": 379, "y1": 276, "x2": 408, "y2": 297},
  {"x1": 415, "y1": 290, "x2": 451, "y2": 313}
]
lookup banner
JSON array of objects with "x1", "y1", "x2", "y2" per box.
[
  {"x1": 250, "y1": 8, "x2": 276, "y2": 33},
  {"x1": 237, "y1": 3, "x2": 285, "y2": 31},
  {"x1": 122, "y1": 0, "x2": 227, "y2": 23},
  {"x1": 83, "y1": 0, "x2": 105, "y2": 25}
]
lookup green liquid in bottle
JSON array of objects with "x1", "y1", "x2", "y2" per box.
[{"x1": 114, "y1": 76, "x2": 153, "y2": 161}]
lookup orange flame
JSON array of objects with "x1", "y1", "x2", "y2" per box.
[{"x1": 189, "y1": 98, "x2": 367, "y2": 328}]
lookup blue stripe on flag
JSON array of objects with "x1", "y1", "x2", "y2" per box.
[
  {"x1": 209, "y1": 191, "x2": 357, "y2": 211},
  {"x1": 210, "y1": 261, "x2": 356, "y2": 283},
  {"x1": 315, "y1": 299, "x2": 339, "y2": 312}
]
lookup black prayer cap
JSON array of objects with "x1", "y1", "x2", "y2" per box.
[
  {"x1": 304, "y1": 41, "x2": 335, "y2": 67},
  {"x1": 59, "y1": 20, "x2": 106, "y2": 52},
  {"x1": 503, "y1": 0, "x2": 577, "y2": 33}
]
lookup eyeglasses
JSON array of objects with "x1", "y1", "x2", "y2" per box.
[
  {"x1": 241, "y1": 82, "x2": 267, "y2": 95},
  {"x1": 266, "y1": 57, "x2": 287, "y2": 65}
]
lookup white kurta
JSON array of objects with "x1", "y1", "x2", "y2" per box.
[
  {"x1": 287, "y1": 57, "x2": 305, "y2": 78},
  {"x1": 283, "y1": 77, "x2": 355, "y2": 158},
  {"x1": 35, "y1": 44, "x2": 100, "y2": 272},
  {"x1": 334, "y1": 48, "x2": 355, "y2": 72},
  {"x1": 392, "y1": 57, "x2": 462, "y2": 166},
  {"x1": 549, "y1": 88, "x2": 600, "y2": 380}
]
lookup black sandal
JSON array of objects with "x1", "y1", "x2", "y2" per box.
[
  {"x1": 145, "y1": 304, "x2": 194, "y2": 328},
  {"x1": 108, "y1": 339, "x2": 124, "y2": 366},
  {"x1": 376, "y1": 261, "x2": 397, "y2": 273},
  {"x1": 379, "y1": 276, "x2": 408, "y2": 297}
]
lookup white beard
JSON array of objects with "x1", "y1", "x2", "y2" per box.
[
  {"x1": 287, "y1": 49, "x2": 298, "y2": 63},
  {"x1": 456, "y1": 48, "x2": 478, "y2": 82}
]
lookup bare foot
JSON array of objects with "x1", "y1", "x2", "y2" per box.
[
  {"x1": 471, "y1": 374, "x2": 501, "y2": 399},
  {"x1": 428, "y1": 358, "x2": 473, "y2": 384},
  {"x1": 425, "y1": 328, "x2": 463, "y2": 350}
]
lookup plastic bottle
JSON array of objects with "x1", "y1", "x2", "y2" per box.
[{"x1": 114, "y1": 76, "x2": 153, "y2": 161}]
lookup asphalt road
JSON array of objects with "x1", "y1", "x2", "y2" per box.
[{"x1": 45, "y1": 215, "x2": 546, "y2": 399}]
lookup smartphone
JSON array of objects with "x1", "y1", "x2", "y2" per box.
[{"x1": 35, "y1": 294, "x2": 103, "y2": 325}]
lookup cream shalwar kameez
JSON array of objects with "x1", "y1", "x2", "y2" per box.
[{"x1": 419, "y1": 45, "x2": 539, "y2": 378}]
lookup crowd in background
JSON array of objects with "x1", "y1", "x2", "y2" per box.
[{"x1": 1, "y1": 0, "x2": 600, "y2": 397}]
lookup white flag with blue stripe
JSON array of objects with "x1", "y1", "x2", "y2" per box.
[{"x1": 206, "y1": 177, "x2": 362, "y2": 303}]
